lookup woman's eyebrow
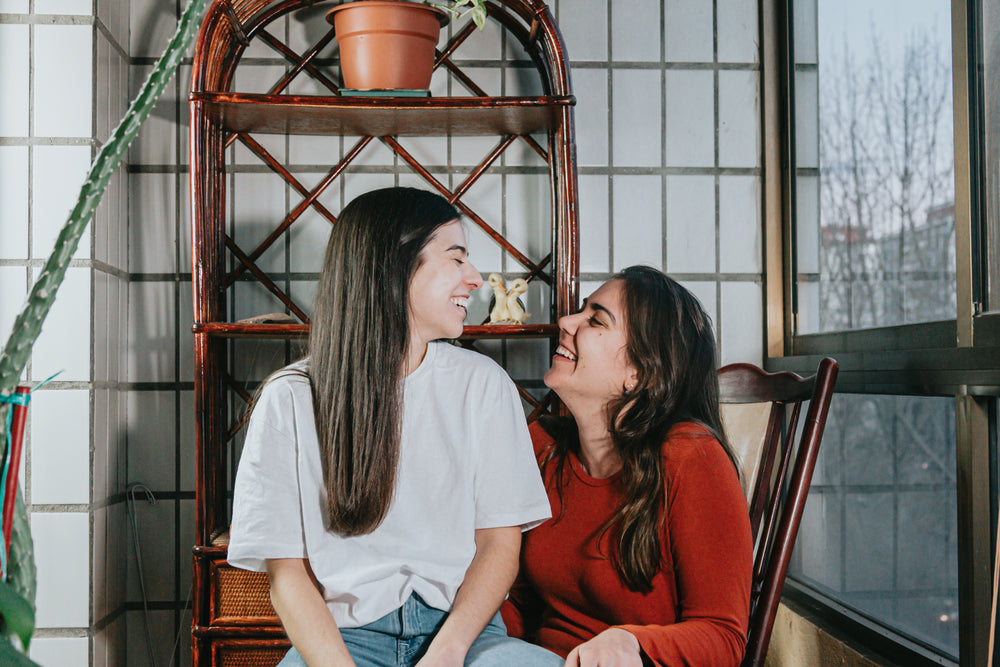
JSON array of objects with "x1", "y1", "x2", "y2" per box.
[
  {"x1": 586, "y1": 299, "x2": 617, "y2": 324},
  {"x1": 445, "y1": 244, "x2": 469, "y2": 255}
]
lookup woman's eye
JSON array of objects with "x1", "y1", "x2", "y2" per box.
[{"x1": 589, "y1": 315, "x2": 602, "y2": 327}]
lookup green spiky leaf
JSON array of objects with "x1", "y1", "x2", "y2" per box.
[
  {"x1": 0, "y1": 639, "x2": 39, "y2": 667},
  {"x1": 0, "y1": 580, "x2": 34, "y2": 654}
]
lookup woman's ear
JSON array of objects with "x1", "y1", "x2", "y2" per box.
[{"x1": 625, "y1": 365, "x2": 640, "y2": 394}]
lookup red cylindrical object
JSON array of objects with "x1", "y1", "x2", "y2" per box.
[{"x1": 3, "y1": 386, "x2": 30, "y2": 557}]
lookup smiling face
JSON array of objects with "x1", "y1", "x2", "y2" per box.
[
  {"x1": 544, "y1": 279, "x2": 638, "y2": 413},
  {"x1": 407, "y1": 220, "x2": 483, "y2": 353}
]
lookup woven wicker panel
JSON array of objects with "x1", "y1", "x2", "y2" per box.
[
  {"x1": 216, "y1": 645, "x2": 286, "y2": 667},
  {"x1": 212, "y1": 565, "x2": 278, "y2": 623}
]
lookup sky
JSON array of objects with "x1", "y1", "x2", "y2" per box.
[{"x1": 817, "y1": 0, "x2": 952, "y2": 67}]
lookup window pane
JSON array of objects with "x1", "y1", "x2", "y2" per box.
[
  {"x1": 794, "y1": 0, "x2": 956, "y2": 333},
  {"x1": 789, "y1": 394, "x2": 959, "y2": 658}
]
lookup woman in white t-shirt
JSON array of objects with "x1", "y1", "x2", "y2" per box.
[{"x1": 228, "y1": 187, "x2": 561, "y2": 667}]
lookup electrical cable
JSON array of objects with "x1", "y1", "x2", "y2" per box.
[{"x1": 127, "y1": 483, "x2": 157, "y2": 667}]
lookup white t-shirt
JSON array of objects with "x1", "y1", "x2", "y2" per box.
[{"x1": 227, "y1": 341, "x2": 552, "y2": 627}]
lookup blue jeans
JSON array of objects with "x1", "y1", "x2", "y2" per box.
[{"x1": 277, "y1": 593, "x2": 563, "y2": 666}]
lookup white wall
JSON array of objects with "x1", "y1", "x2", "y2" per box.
[
  {"x1": 0, "y1": 1, "x2": 130, "y2": 666},
  {"x1": 0, "y1": 0, "x2": 764, "y2": 664}
]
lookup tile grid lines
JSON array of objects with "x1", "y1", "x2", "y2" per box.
[
  {"x1": 21, "y1": 2, "x2": 92, "y2": 659},
  {"x1": 581, "y1": 271, "x2": 763, "y2": 283},
  {"x1": 499, "y1": 22, "x2": 509, "y2": 370},
  {"x1": 24, "y1": 381, "x2": 134, "y2": 393},
  {"x1": 0, "y1": 257, "x2": 128, "y2": 275},
  {"x1": 126, "y1": 270, "x2": 767, "y2": 284},
  {"x1": 0, "y1": 137, "x2": 94, "y2": 145},
  {"x1": 604, "y1": 0, "x2": 614, "y2": 277},
  {"x1": 95, "y1": 15, "x2": 128, "y2": 62},
  {"x1": 93, "y1": 604, "x2": 127, "y2": 633},
  {"x1": 20, "y1": 1, "x2": 35, "y2": 391},
  {"x1": 501, "y1": 22, "x2": 512, "y2": 367},
  {"x1": 127, "y1": 271, "x2": 760, "y2": 283},
  {"x1": 23, "y1": 4, "x2": 35, "y2": 525},
  {"x1": 128, "y1": 55, "x2": 760, "y2": 71},
  {"x1": 172, "y1": 0, "x2": 187, "y2": 656},
  {"x1": 282, "y1": 15, "x2": 295, "y2": 390},
  {"x1": 90, "y1": 30, "x2": 99, "y2": 661},
  {"x1": 127, "y1": 163, "x2": 763, "y2": 176},
  {"x1": 660, "y1": 0, "x2": 667, "y2": 274},
  {"x1": 92, "y1": 3, "x2": 105, "y2": 663},
  {"x1": 713, "y1": 0, "x2": 723, "y2": 356},
  {"x1": 0, "y1": 12, "x2": 91, "y2": 24},
  {"x1": 31, "y1": 628, "x2": 90, "y2": 639},
  {"x1": 113, "y1": 2, "x2": 765, "y2": 663},
  {"x1": 123, "y1": 600, "x2": 190, "y2": 611}
]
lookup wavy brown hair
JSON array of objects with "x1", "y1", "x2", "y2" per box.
[
  {"x1": 541, "y1": 265, "x2": 738, "y2": 592},
  {"x1": 308, "y1": 187, "x2": 460, "y2": 536}
]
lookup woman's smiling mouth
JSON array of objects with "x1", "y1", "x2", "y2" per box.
[{"x1": 555, "y1": 345, "x2": 577, "y2": 361}]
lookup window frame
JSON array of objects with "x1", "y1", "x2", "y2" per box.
[{"x1": 760, "y1": 0, "x2": 998, "y2": 665}]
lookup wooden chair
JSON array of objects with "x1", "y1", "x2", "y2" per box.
[{"x1": 717, "y1": 357, "x2": 839, "y2": 667}]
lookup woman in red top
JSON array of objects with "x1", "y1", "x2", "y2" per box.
[{"x1": 502, "y1": 266, "x2": 753, "y2": 667}]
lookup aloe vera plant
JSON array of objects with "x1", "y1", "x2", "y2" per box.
[{"x1": 0, "y1": 0, "x2": 209, "y2": 657}]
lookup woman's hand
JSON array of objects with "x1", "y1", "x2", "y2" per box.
[
  {"x1": 414, "y1": 641, "x2": 465, "y2": 667},
  {"x1": 564, "y1": 628, "x2": 644, "y2": 667}
]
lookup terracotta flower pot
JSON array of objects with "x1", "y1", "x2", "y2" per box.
[{"x1": 327, "y1": 1, "x2": 449, "y2": 91}]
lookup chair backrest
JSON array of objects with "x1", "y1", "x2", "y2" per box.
[{"x1": 718, "y1": 357, "x2": 839, "y2": 667}]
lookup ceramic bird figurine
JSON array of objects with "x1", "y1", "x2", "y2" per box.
[
  {"x1": 505, "y1": 278, "x2": 530, "y2": 324},
  {"x1": 487, "y1": 273, "x2": 511, "y2": 324}
]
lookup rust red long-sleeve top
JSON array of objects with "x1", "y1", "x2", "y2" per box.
[{"x1": 501, "y1": 421, "x2": 752, "y2": 666}]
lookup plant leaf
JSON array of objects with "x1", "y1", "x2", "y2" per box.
[
  {"x1": 0, "y1": 638, "x2": 41, "y2": 667},
  {"x1": 425, "y1": 2, "x2": 459, "y2": 18},
  {"x1": 0, "y1": 580, "x2": 34, "y2": 653},
  {"x1": 6, "y1": 490, "x2": 36, "y2": 608}
]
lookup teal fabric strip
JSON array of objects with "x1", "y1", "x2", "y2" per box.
[{"x1": 0, "y1": 370, "x2": 62, "y2": 577}]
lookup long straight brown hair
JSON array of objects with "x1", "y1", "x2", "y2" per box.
[
  {"x1": 542, "y1": 266, "x2": 738, "y2": 592},
  {"x1": 308, "y1": 187, "x2": 460, "y2": 536}
]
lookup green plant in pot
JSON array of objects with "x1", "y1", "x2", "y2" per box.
[{"x1": 326, "y1": 0, "x2": 489, "y2": 92}]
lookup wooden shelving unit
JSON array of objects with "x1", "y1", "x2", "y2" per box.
[{"x1": 188, "y1": 1, "x2": 578, "y2": 665}]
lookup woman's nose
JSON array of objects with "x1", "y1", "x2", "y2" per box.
[
  {"x1": 557, "y1": 311, "x2": 581, "y2": 334},
  {"x1": 464, "y1": 260, "x2": 483, "y2": 290}
]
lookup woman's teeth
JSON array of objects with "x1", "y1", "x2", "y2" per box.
[
  {"x1": 555, "y1": 346, "x2": 577, "y2": 361},
  {"x1": 450, "y1": 297, "x2": 469, "y2": 310}
]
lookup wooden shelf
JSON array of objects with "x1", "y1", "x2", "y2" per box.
[
  {"x1": 190, "y1": 92, "x2": 575, "y2": 136},
  {"x1": 193, "y1": 322, "x2": 309, "y2": 338},
  {"x1": 192, "y1": 322, "x2": 558, "y2": 339},
  {"x1": 462, "y1": 324, "x2": 558, "y2": 339}
]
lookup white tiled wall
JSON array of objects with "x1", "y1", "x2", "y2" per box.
[
  {"x1": 0, "y1": 2, "x2": 131, "y2": 666},
  {"x1": 139, "y1": 0, "x2": 761, "y2": 661},
  {"x1": 2, "y1": 0, "x2": 764, "y2": 664}
]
